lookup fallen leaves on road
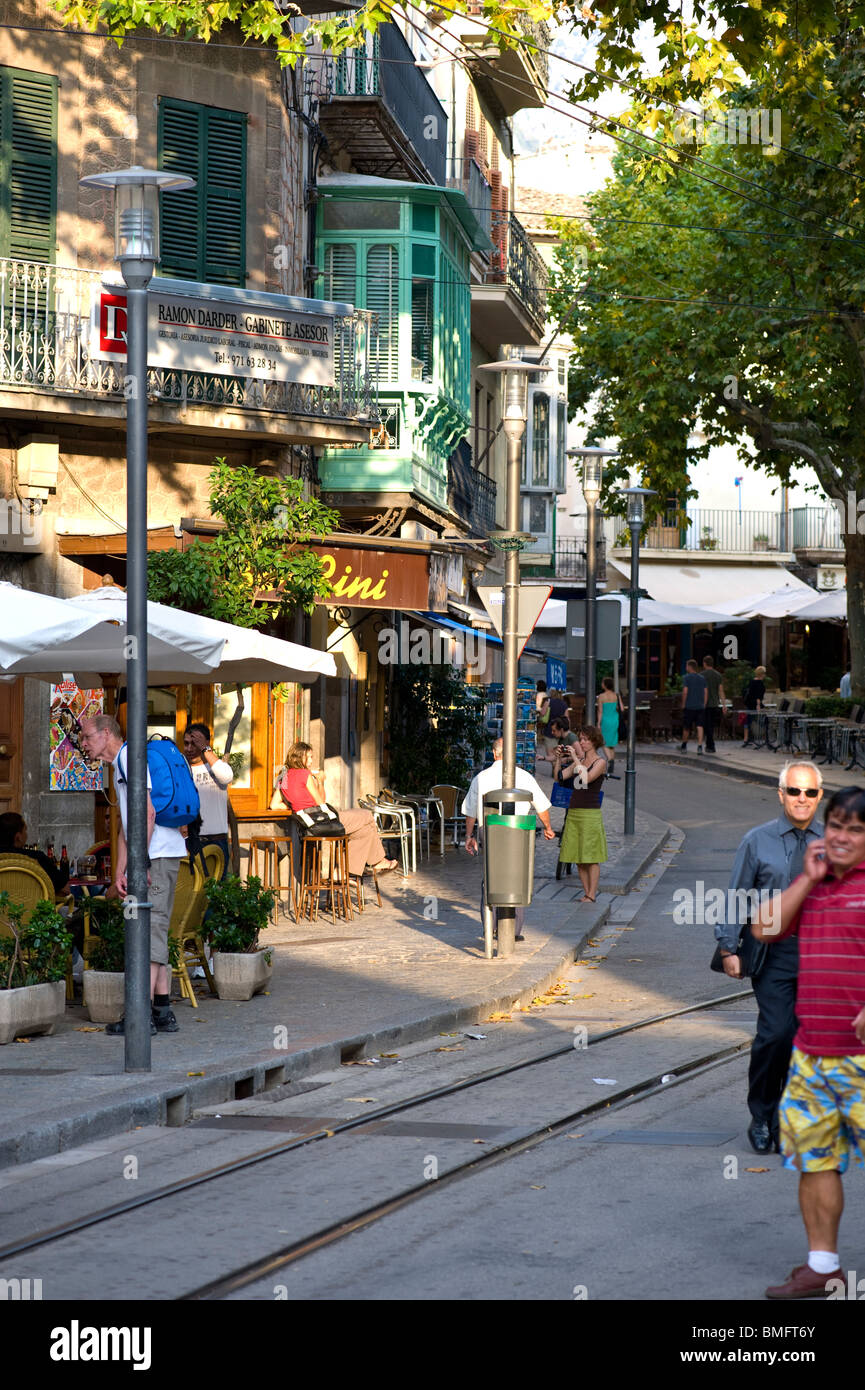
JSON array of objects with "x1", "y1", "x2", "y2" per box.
[
  {"x1": 572, "y1": 993, "x2": 595, "y2": 999},
  {"x1": 346, "y1": 1097, "x2": 377, "y2": 1104},
  {"x1": 486, "y1": 1011, "x2": 512, "y2": 1022},
  {"x1": 529, "y1": 1185, "x2": 546, "y2": 1190},
  {"x1": 473, "y1": 1138, "x2": 486, "y2": 1144},
  {"x1": 379, "y1": 1052, "x2": 399, "y2": 1058},
  {"x1": 565, "y1": 1133, "x2": 584, "y2": 1139},
  {"x1": 745, "y1": 1167, "x2": 771, "y2": 1174},
  {"x1": 74, "y1": 1026, "x2": 102, "y2": 1033},
  {"x1": 344, "y1": 1059, "x2": 377, "y2": 1066},
  {"x1": 435, "y1": 1045, "x2": 464, "y2": 1052},
  {"x1": 626, "y1": 958, "x2": 643, "y2": 963},
  {"x1": 14, "y1": 1037, "x2": 32, "y2": 1043},
  {"x1": 187, "y1": 1071, "x2": 205, "y2": 1077}
]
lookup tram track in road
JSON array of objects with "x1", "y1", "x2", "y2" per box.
[{"x1": 0, "y1": 989, "x2": 754, "y2": 1269}]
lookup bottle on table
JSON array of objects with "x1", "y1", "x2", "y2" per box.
[
  {"x1": 46, "y1": 838, "x2": 56, "y2": 861},
  {"x1": 60, "y1": 844, "x2": 69, "y2": 869}
]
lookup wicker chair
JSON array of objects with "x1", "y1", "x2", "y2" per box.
[
  {"x1": 169, "y1": 844, "x2": 223, "y2": 1007},
  {"x1": 0, "y1": 855, "x2": 56, "y2": 930}
]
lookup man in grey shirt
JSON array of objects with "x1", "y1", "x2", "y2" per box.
[
  {"x1": 679, "y1": 658, "x2": 707, "y2": 755},
  {"x1": 715, "y1": 760, "x2": 823, "y2": 1153}
]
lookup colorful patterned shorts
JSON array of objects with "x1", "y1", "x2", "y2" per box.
[{"x1": 778, "y1": 1048, "x2": 865, "y2": 1174}]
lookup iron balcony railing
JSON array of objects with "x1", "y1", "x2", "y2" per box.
[
  {"x1": 448, "y1": 440, "x2": 497, "y2": 537},
  {"x1": 487, "y1": 212, "x2": 548, "y2": 324},
  {"x1": 610, "y1": 508, "x2": 841, "y2": 553},
  {"x1": 555, "y1": 535, "x2": 607, "y2": 583},
  {"x1": 330, "y1": 22, "x2": 448, "y2": 186},
  {"x1": 0, "y1": 258, "x2": 377, "y2": 424}
]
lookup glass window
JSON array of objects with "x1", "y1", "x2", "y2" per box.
[
  {"x1": 528, "y1": 494, "x2": 547, "y2": 534},
  {"x1": 531, "y1": 392, "x2": 550, "y2": 486},
  {"x1": 558, "y1": 357, "x2": 566, "y2": 386},
  {"x1": 556, "y1": 400, "x2": 566, "y2": 492},
  {"x1": 412, "y1": 202, "x2": 436, "y2": 233},
  {"x1": 411, "y1": 279, "x2": 433, "y2": 382},
  {"x1": 322, "y1": 199, "x2": 400, "y2": 230}
]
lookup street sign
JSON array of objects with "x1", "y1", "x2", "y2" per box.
[
  {"x1": 565, "y1": 600, "x2": 622, "y2": 660},
  {"x1": 477, "y1": 585, "x2": 552, "y2": 658}
]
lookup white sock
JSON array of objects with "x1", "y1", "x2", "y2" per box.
[{"x1": 808, "y1": 1251, "x2": 839, "y2": 1274}]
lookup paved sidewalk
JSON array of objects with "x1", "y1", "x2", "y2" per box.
[
  {"x1": 638, "y1": 736, "x2": 865, "y2": 791},
  {"x1": 0, "y1": 787, "x2": 670, "y2": 1168}
]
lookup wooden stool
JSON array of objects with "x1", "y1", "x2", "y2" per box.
[
  {"x1": 249, "y1": 835, "x2": 297, "y2": 920},
  {"x1": 298, "y1": 835, "x2": 352, "y2": 923}
]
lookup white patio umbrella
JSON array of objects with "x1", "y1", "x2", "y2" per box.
[
  {"x1": 0, "y1": 582, "x2": 225, "y2": 683},
  {"x1": 66, "y1": 588, "x2": 336, "y2": 684}
]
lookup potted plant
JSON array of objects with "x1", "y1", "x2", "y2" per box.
[
  {"x1": 82, "y1": 897, "x2": 126, "y2": 1023},
  {"x1": 699, "y1": 526, "x2": 719, "y2": 550},
  {"x1": 753, "y1": 532, "x2": 770, "y2": 552},
  {"x1": 0, "y1": 893, "x2": 73, "y2": 1044},
  {"x1": 201, "y1": 874, "x2": 276, "y2": 1001}
]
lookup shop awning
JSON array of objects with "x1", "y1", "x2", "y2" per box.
[
  {"x1": 419, "y1": 613, "x2": 502, "y2": 647},
  {"x1": 705, "y1": 586, "x2": 843, "y2": 619},
  {"x1": 607, "y1": 558, "x2": 814, "y2": 608}
]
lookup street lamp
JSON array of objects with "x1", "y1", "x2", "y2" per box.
[
  {"x1": 480, "y1": 346, "x2": 551, "y2": 958},
  {"x1": 621, "y1": 486, "x2": 656, "y2": 836},
  {"x1": 79, "y1": 166, "x2": 194, "y2": 1072},
  {"x1": 568, "y1": 447, "x2": 617, "y2": 727}
]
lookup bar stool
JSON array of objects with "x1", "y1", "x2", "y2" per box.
[
  {"x1": 348, "y1": 865, "x2": 383, "y2": 914},
  {"x1": 249, "y1": 835, "x2": 297, "y2": 920},
  {"x1": 298, "y1": 834, "x2": 352, "y2": 923}
]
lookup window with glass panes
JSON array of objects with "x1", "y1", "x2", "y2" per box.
[{"x1": 531, "y1": 392, "x2": 550, "y2": 486}]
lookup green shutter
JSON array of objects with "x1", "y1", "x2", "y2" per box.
[
  {"x1": 366, "y1": 243, "x2": 399, "y2": 383},
  {"x1": 0, "y1": 67, "x2": 57, "y2": 263},
  {"x1": 158, "y1": 97, "x2": 246, "y2": 286}
]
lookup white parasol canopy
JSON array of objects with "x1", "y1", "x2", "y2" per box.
[{"x1": 0, "y1": 584, "x2": 336, "y2": 684}]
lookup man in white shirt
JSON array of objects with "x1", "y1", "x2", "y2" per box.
[
  {"x1": 80, "y1": 715, "x2": 186, "y2": 1036},
  {"x1": 463, "y1": 738, "x2": 556, "y2": 941},
  {"x1": 183, "y1": 723, "x2": 234, "y2": 875}
]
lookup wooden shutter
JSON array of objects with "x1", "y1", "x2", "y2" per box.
[
  {"x1": 366, "y1": 243, "x2": 399, "y2": 383},
  {"x1": 323, "y1": 243, "x2": 357, "y2": 303},
  {"x1": 410, "y1": 278, "x2": 433, "y2": 383},
  {"x1": 158, "y1": 98, "x2": 246, "y2": 286},
  {"x1": 0, "y1": 68, "x2": 57, "y2": 263}
]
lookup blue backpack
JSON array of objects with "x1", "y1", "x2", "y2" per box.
[{"x1": 146, "y1": 735, "x2": 200, "y2": 827}]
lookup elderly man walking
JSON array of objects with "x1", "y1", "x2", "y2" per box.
[
  {"x1": 80, "y1": 715, "x2": 185, "y2": 1036},
  {"x1": 753, "y1": 785, "x2": 865, "y2": 1299},
  {"x1": 716, "y1": 760, "x2": 823, "y2": 1153},
  {"x1": 463, "y1": 738, "x2": 555, "y2": 942}
]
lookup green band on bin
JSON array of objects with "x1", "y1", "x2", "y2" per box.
[{"x1": 485, "y1": 814, "x2": 536, "y2": 830}]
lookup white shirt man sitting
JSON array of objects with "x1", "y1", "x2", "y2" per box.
[{"x1": 462, "y1": 738, "x2": 555, "y2": 941}]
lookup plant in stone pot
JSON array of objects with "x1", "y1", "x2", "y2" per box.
[
  {"x1": 0, "y1": 893, "x2": 73, "y2": 1045},
  {"x1": 82, "y1": 897, "x2": 127, "y2": 1024},
  {"x1": 201, "y1": 874, "x2": 276, "y2": 1001}
]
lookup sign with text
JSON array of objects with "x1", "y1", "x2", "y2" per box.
[
  {"x1": 92, "y1": 288, "x2": 334, "y2": 386},
  {"x1": 312, "y1": 546, "x2": 430, "y2": 610}
]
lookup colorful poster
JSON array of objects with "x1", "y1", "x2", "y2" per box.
[{"x1": 49, "y1": 684, "x2": 105, "y2": 791}]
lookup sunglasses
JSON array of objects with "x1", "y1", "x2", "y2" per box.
[{"x1": 783, "y1": 787, "x2": 820, "y2": 798}]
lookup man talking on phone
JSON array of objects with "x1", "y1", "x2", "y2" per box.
[{"x1": 715, "y1": 760, "x2": 823, "y2": 1154}]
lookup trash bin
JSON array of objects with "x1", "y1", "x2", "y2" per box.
[{"x1": 482, "y1": 786, "x2": 536, "y2": 907}]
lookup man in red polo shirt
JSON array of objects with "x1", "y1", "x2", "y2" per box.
[{"x1": 752, "y1": 785, "x2": 865, "y2": 1299}]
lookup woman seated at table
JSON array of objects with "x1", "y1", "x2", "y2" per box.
[
  {"x1": 552, "y1": 726, "x2": 608, "y2": 904},
  {"x1": 273, "y1": 743, "x2": 398, "y2": 877},
  {"x1": 0, "y1": 812, "x2": 69, "y2": 895}
]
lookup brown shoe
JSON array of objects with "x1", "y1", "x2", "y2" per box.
[{"x1": 765, "y1": 1263, "x2": 842, "y2": 1300}]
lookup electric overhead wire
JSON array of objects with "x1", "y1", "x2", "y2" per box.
[
  {"x1": 393, "y1": 4, "x2": 865, "y2": 251},
  {"x1": 415, "y1": 0, "x2": 865, "y2": 187}
]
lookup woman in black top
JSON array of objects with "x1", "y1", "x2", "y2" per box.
[{"x1": 742, "y1": 665, "x2": 767, "y2": 746}]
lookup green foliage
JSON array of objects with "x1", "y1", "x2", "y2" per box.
[
  {"x1": 0, "y1": 894, "x2": 73, "y2": 989},
  {"x1": 388, "y1": 666, "x2": 486, "y2": 794},
  {"x1": 667, "y1": 672, "x2": 683, "y2": 693},
  {"x1": 721, "y1": 661, "x2": 758, "y2": 698},
  {"x1": 803, "y1": 695, "x2": 854, "y2": 718},
  {"x1": 201, "y1": 874, "x2": 275, "y2": 954},
  {"x1": 147, "y1": 459, "x2": 339, "y2": 628},
  {"x1": 86, "y1": 897, "x2": 126, "y2": 973}
]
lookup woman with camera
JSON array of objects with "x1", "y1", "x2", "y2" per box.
[{"x1": 552, "y1": 725, "x2": 608, "y2": 903}]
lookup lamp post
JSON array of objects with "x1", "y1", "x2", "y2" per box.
[
  {"x1": 479, "y1": 347, "x2": 550, "y2": 957},
  {"x1": 568, "y1": 447, "x2": 617, "y2": 725},
  {"x1": 621, "y1": 486, "x2": 656, "y2": 836},
  {"x1": 79, "y1": 166, "x2": 194, "y2": 1072}
]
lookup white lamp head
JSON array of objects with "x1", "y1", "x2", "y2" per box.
[{"x1": 79, "y1": 165, "x2": 195, "y2": 265}]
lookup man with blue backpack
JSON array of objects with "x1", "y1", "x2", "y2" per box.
[{"x1": 80, "y1": 715, "x2": 200, "y2": 1036}]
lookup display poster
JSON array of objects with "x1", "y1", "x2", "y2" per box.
[{"x1": 49, "y1": 684, "x2": 105, "y2": 791}]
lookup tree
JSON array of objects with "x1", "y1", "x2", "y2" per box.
[
  {"x1": 387, "y1": 664, "x2": 486, "y2": 794},
  {"x1": 147, "y1": 458, "x2": 338, "y2": 628},
  {"x1": 548, "y1": 107, "x2": 865, "y2": 692}
]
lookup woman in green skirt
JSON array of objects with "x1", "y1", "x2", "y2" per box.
[{"x1": 555, "y1": 725, "x2": 608, "y2": 903}]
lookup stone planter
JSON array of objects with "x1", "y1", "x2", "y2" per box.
[
  {"x1": 212, "y1": 949, "x2": 272, "y2": 1002},
  {"x1": 0, "y1": 980, "x2": 65, "y2": 1045},
  {"x1": 83, "y1": 970, "x2": 125, "y2": 1024}
]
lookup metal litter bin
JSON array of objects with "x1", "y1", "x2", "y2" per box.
[{"x1": 482, "y1": 786, "x2": 536, "y2": 907}]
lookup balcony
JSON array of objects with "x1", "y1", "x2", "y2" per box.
[
  {"x1": 449, "y1": 156, "x2": 492, "y2": 246},
  {"x1": 555, "y1": 536, "x2": 607, "y2": 583},
  {"x1": 471, "y1": 212, "x2": 548, "y2": 349},
  {"x1": 318, "y1": 23, "x2": 448, "y2": 186},
  {"x1": 0, "y1": 258, "x2": 376, "y2": 448},
  {"x1": 449, "y1": 4, "x2": 550, "y2": 118},
  {"x1": 447, "y1": 439, "x2": 497, "y2": 537},
  {"x1": 610, "y1": 509, "x2": 802, "y2": 554}
]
